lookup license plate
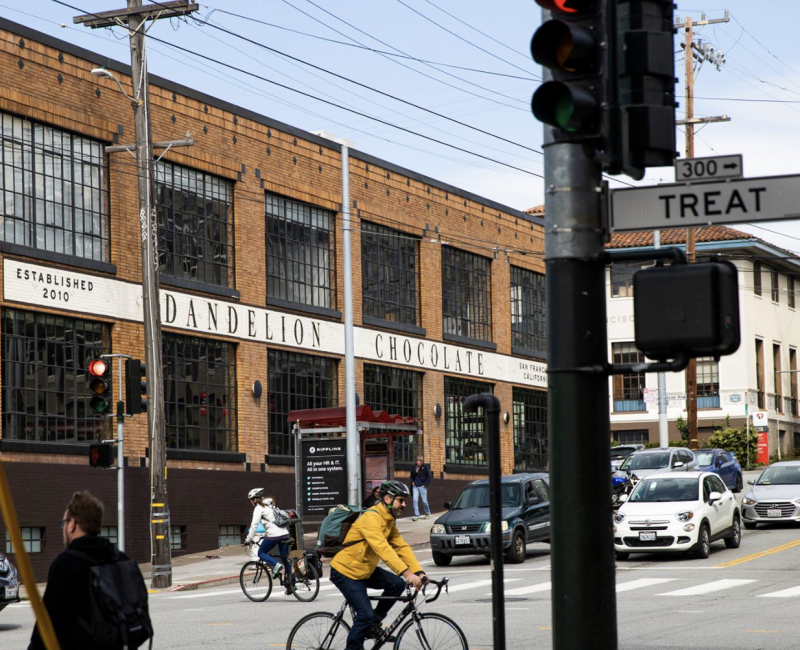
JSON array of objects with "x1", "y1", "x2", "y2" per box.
[
  {"x1": 767, "y1": 509, "x2": 783, "y2": 517},
  {"x1": 4, "y1": 585, "x2": 18, "y2": 600},
  {"x1": 639, "y1": 531, "x2": 657, "y2": 542},
  {"x1": 454, "y1": 535, "x2": 471, "y2": 545}
]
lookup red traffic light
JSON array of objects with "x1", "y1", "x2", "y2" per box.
[
  {"x1": 87, "y1": 357, "x2": 112, "y2": 414},
  {"x1": 534, "y1": 0, "x2": 592, "y2": 14},
  {"x1": 88, "y1": 359, "x2": 108, "y2": 376}
]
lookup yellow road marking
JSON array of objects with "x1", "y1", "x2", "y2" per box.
[
  {"x1": 715, "y1": 538, "x2": 800, "y2": 567},
  {"x1": 538, "y1": 627, "x2": 552, "y2": 631},
  {"x1": 147, "y1": 590, "x2": 161, "y2": 594}
]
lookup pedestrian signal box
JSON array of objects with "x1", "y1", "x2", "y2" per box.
[{"x1": 89, "y1": 443, "x2": 115, "y2": 468}]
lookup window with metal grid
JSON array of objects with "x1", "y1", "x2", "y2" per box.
[
  {"x1": 610, "y1": 262, "x2": 649, "y2": 298},
  {"x1": 170, "y1": 525, "x2": 187, "y2": 551},
  {"x1": 697, "y1": 357, "x2": 720, "y2": 409},
  {"x1": 613, "y1": 430, "x2": 649, "y2": 445},
  {"x1": 155, "y1": 160, "x2": 233, "y2": 288},
  {"x1": 1, "y1": 308, "x2": 109, "y2": 443},
  {"x1": 361, "y1": 222, "x2": 420, "y2": 327},
  {"x1": 162, "y1": 333, "x2": 237, "y2": 452},
  {"x1": 6, "y1": 527, "x2": 44, "y2": 554},
  {"x1": 512, "y1": 387, "x2": 548, "y2": 472},
  {"x1": 101, "y1": 526, "x2": 118, "y2": 547},
  {"x1": 266, "y1": 192, "x2": 336, "y2": 310},
  {"x1": 0, "y1": 111, "x2": 108, "y2": 261},
  {"x1": 442, "y1": 247, "x2": 492, "y2": 342},
  {"x1": 444, "y1": 376, "x2": 493, "y2": 468},
  {"x1": 510, "y1": 266, "x2": 546, "y2": 356},
  {"x1": 218, "y1": 525, "x2": 244, "y2": 548},
  {"x1": 363, "y1": 363, "x2": 423, "y2": 465},
  {"x1": 612, "y1": 342, "x2": 646, "y2": 412},
  {"x1": 267, "y1": 349, "x2": 338, "y2": 458}
]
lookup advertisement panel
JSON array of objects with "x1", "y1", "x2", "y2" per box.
[{"x1": 300, "y1": 439, "x2": 347, "y2": 519}]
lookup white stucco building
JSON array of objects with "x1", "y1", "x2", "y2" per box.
[{"x1": 607, "y1": 226, "x2": 800, "y2": 459}]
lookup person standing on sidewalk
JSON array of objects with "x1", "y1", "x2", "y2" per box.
[{"x1": 410, "y1": 456, "x2": 432, "y2": 521}]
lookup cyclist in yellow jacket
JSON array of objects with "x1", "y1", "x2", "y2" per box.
[{"x1": 330, "y1": 481, "x2": 426, "y2": 650}]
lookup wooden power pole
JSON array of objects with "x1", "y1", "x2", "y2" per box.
[
  {"x1": 74, "y1": 0, "x2": 198, "y2": 589},
  {"x1": 676, "y1": 11, "x2": 730, "y2": 449}
]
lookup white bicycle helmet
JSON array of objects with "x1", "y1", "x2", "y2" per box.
[{"x1": 248, "y1": 488, "x2": 265, "y2": 500}]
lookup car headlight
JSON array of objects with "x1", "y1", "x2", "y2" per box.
[
  {"x1": 676, "y1": 511, "x2": 694, "y2": 522},
  {"x1": 793, "y1": 498, "x2": 800, "y2": 506},
  {"x1": 742, "y1": 497, "x2": 756, "y2": 506},
  {"x1": 613, "y1": 512, "x2": 625, "y2": 524},
  {"x1": 485, "y1": 521, "x2": 509, "y2": 533},
  {"x1": 431, "y1": 524, "x2": 445, "y2": 534}
]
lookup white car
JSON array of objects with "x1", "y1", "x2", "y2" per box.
[{"x1": 613, "y1": 471, "x2": 741, "y2": 560}]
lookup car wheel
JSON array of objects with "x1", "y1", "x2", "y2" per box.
[
  {"x1": 733, "y1": 474, "x2": 743, "y2": 493},
  {"x1": 432, "y1": 551, "x2": 451, "y2": 567},
  {"x1": 744, "y1": 521, "x2": 757, "y2": 530},
  {"x1": 505, "y1": 531, "x2": 526, "y2": 564},
  {"x1": 694, "y1": 523, "x2": 711, "y2": 559},
  {"x1": 615, "y1": 552, "x2": 630, "y2": 561},
  {"x1": 725, "y1": 514, "x2": 741, "y2": 549}
]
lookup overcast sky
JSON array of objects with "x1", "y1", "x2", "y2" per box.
[{"x1": 4, "y1": 0, "x2": 800, "y2": 252}]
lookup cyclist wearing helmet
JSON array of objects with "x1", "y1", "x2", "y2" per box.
[
  {"x1": 330, "y1": 480, "x2": 425, "y2": 650},
  {"x1": 244, "y1": 489, "x2": 292, "y2": 592}
]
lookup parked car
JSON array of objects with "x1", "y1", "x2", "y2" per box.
[
  {"x1": 741, "y1": 461, "x2": 800, "y2": 529},
  {"x1": 429, "y1": 473, "x2": 550, "y2": 566},
  {"x1": 614, "y1": 447, "x2": 699, "y2": 480},
  {"x1": 694, "y1": 448, "x2": 743, "y2": 492},
  {"x1": 610, "y1": 444, "x2": 645, "y2": 471},
  {"x1": 613, "y1": 471, "x2": 741, "y2": 559},
  {"x1": 0, "y1": 552, "x2": 20, "y2": 613}
]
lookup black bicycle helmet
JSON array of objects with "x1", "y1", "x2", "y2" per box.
[{"x1": 378, "y1": 480, "x2": 410, "y2": 499}]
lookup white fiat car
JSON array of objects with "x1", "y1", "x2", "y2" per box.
[{"x1": 613, "y1": 471, "x2": 741, "y2": 560}]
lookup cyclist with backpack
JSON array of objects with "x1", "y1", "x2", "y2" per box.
[
  {"x1": 244, "y1": 489, "x2": 292, "y2": 594},
  {"x1": 329, "y1": 481, "x2": 425, "y2": 650}
]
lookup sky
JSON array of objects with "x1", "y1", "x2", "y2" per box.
[{"x1": 3, "y1": 0, "x2": 800, "y2": 252}]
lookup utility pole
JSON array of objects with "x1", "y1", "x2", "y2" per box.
[
  {"x1": 653, "y1": 230, "x2": 669, "y2": 448},
  {"x1": 676, "y1": 11, "x2": 730, "y2": 449},
  {"x1": 74, "y1": 0, "x2": 198, "y2": 589}
]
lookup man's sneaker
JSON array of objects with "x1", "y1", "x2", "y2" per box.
[
  {"x1": 284, "y1": 587, "x2": 293, "y2": 595},
  {"x1": 272, "y1": 564, "x2": 284, "y2": 579},
  {"x1": 422, "y1": 514, "x2": 429, "y2": 520},
  {"x1": 411, "y1": 516, "x2": 419, "y2": 522},
  {"x1": 367, "y1": 622, "x2": 395, "y2": 642}
]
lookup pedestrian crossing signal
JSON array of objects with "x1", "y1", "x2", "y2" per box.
[{"x1": 89, "y1": 443, "x2": 115, "y2": 468}]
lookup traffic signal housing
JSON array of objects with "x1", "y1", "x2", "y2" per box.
[
  {"x1": 87, "y1": 358, "x2": 112, "y2": 415},
  {"x1": 89, "y1": 443, "x2": 115, "y2": 468},
  {"x1": 125, "y1": 358, "x2": 147, "y2": 416}
]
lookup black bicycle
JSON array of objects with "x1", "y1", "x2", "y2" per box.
[
  {"x1": 240, "y1": 541, "x2": 320, "y2": 602},
  {"x1": 286, "y1": 577, "x2": 467, "y2": 650}
]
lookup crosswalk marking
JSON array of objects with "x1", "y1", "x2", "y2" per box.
[
  {"x1": 657, "y1": 579, "x2": 756, "y2": 596},
  {"x1": 500, "y1": 582, "x2": 551, "y2": 596},
  {"x1": 616, "y1": 578, "x2": 678, "y2": 593},
  {"x1": 757, "y1": 585, "x2": 800, "y2": 598},
  {"x1": 171, "y1": 588, "x2": 245, "y2": 599},
  {"x1": 448, "y1": 578, "x2": 521, "y2": 593}
]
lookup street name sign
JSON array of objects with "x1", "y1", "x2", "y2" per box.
[
  {"x1": 675, "y1": 154, "x2": 743, "y2": 183},
  {"x1": 610, "y1": 173, "x2": 800, "y2": 232}
]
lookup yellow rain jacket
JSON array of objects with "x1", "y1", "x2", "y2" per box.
[{"x1": 330, "y1": 503, "x2": 424, "y2": 580}]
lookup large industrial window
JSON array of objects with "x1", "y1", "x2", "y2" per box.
[
  {"x1": 267, "y1": 350, "x2": 338, "y2": 458},
  {"x1": 363, "y1": 364, "x2": 423, "y2": 465},
  {"x1": 361, "y1": 222, "x2": 420, "y2": 328},
  {"x1": 162, "y1": 333, "x2": 237, "y2": 452},
  {"x1": 155, "y1": 160, "x2": 233, "y2": 288},
  {"x1": 612, "y1": 342, "x2": 646, "y2": 412},
  {"x1": 0, "y1": 111, "x2": 108, "y2": 261},
  {"x1": 696, "y1": 357, "x2": 720, "y2": 409},
  {"x1": 510, "y1": 266, "x2": 546, "y2": 356},
  {"x1": 512, "y1": 387, "x2": 548, "y2": 472},
  {"x1": 1, "y1": 308, "x2": 108, "y2": 443},
  {"x1": 266, "y1": 192, "x2": 336, "y2": 310},
  {"x1": 444, "y1": 376, "x2": 493, "y2": 468},
  {"x1": 442, "y1": 247, "x2": 492, "y2": 343}
]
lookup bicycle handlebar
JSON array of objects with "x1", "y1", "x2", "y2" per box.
[{"x1": 368, "y1": 577, "x2": 449, "y2": 603}]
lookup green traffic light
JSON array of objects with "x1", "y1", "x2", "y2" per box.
[
  {"x1": 90, "y1": 395, "x2": 110, "y2": 414},
  {"x1": 554, "y1": 94, "x2": 576, "y2": 132}
]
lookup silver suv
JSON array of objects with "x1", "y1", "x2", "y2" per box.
[
  {"x1": 615, "y1": 447, "x2": 698, "y2": 480},
  {"x1": 610, "y1": 444, "x2": 645, "y2": 471}
]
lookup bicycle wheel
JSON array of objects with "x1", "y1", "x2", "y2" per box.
[
  {"x1": 286, "y1": 612, "x2": 351, "y2": 650},
  {"x1": 292, "y1": 561, "x2": 321, "y2": 602},
  {"x1": 394, "y1": 613, "x2": 468, "y2": 650},
  {"x1": 239, "y1": 561, "x2": 272, "y2": 602}
]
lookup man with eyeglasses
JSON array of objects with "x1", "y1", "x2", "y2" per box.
[{"x1": 29, "y1": 490, "x2": 134, "y2": 650}]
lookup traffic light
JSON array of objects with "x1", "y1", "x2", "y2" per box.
[
  {"x1": 530, "y1": 0, "x2": 606, "y2": 138},
  {"x1": 87, "y1": 358, "x2": 112, "y2": 415},
  {"x1": 89, "y1": 443, "x2": 115, "y2": 468},
  {"x1": 125, "y1": 358, "x2": 147, "y2": 416}
]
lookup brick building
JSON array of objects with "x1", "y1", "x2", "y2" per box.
[{"x1": 0, "y1": 18, "x2": 548, "y2": 573}]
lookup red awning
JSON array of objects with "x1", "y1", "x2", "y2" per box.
[{"x1": 287, "y1": 405, "x2": 418, "y2": 428}]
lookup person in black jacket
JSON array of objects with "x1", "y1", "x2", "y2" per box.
[
  {"x1": 362, "y1": 485, "x2": 381, "y2": 508},
  {"x1": 29, "y1": 490, "x2": 130, "y2": 650},
  {"x1": 409, "y1": 456, "x2": 432, "y2": 521}
]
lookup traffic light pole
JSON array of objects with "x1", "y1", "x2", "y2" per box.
[
  {"x1": 115, "y1": 358, "x2": 125, "y2": 553},
  {"x1": 545, "y1": 141, "x2": 618, "y2": 650}
]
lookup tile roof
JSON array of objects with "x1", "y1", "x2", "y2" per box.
[
  {"x1": 525, "y1": 205, "x2": 545, "y2": 215},
  {"x1": 606, "y1": 225, "x2": 755, "y2": 249}
]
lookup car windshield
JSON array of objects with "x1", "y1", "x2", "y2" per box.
[
  {"x1": 610, "y1": 448, "x2": 634, "y2": 460},
  {"x1": 630, "y1": 477, "x2": 699, "y2": 502},
  {"x1": 694, "y1": 452, "x2": 714, "y2": 466},
  {"x1": 620, "y1": 452, "x2": 670, "y2": 470},
  {"x1": 453, "y1": 484, "x2": 521, "y2": 509},
  {"x1": 756, "y1": 466, "x2": 800, "y2": 485}
]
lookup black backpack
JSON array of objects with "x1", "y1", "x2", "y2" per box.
[{"x1": 67, "y1": 548, "x2": 154, "y2": 649}]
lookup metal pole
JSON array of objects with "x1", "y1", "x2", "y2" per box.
[
  {"x1": 545, "y1": 138, "x2": 617, "y2": 650},
  {"x1": 463, "y1": 394, "x2": 503, "y2": 650},
  {"x1": 745, "y1": 403, "x2": 750, "y2": 469},
  {"x1": 128, "y1": 0, "x2": 170, "y2": 587},
  {"x1": 117, "y1": 359, "x2": 125, "y2": 552},
  {"x1": 654, "y1": 230, "x2": 669, "y2": 448}
]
